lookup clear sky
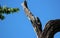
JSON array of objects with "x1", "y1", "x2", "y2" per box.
[{"x1": 0, "y1": 0, "x2": 60, "y2": 38}]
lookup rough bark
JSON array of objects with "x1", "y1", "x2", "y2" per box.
[
  {"x1": 40, "y1": 19, "x2": 60, "y2": 38},
  {"x1": 22, "y1": 0, "x2": 60, "y2": 38}
]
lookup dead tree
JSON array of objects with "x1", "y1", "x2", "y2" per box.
[{"x1": 21, "y1": 0, "x2": 60, "y2": 38}]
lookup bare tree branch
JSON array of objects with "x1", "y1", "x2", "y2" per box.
[
  {"x1": 21, "y1": 0, "x2": 60, "y2": 38},
  {"x1": 21, "y1": 0, "x2": 42, "y2": 38}
]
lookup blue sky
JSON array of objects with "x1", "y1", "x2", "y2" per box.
[{"x1": 0, "y1": 0, "x2": 60, "y2": 38}]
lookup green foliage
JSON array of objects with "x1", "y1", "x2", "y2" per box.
[
  {"x1": 0, "y1": 6, "x2": 19, "y2": 20},
  {"x1": 0, "y1": 14, "x2": 4, "y2": 20}
]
